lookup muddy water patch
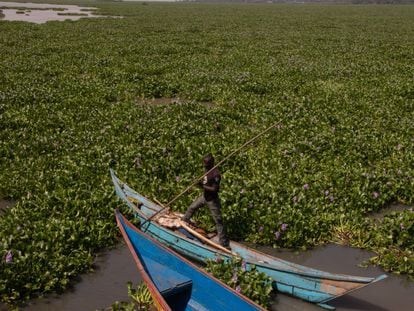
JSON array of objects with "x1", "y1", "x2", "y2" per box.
[
  {"x1": 259, "y1": 243, "x2": 414, "y2": 311},
  {"x1": 23, "y1": 243, "x2": 140, "y2": 311},
  {"x1": 369, "y1": 203, "x2": 413, "y2": 221},
  {"x1": 0, "y1": 198, "x2": 15, "y2": 216},
  {"x1": 0, "y1": 2, "x2": 117, "y2": 24}
]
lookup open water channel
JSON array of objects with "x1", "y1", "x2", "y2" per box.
[
  {"x1": 16, "y1": 241, "x2": 412, "y2": 311},
  {"x1": 1, "y1": 198, "x2": 412, "y2": 310}
]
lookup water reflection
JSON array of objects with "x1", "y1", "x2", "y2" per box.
[{"x1": 0, "y1": 2, "x2": 112, "y2": 24}]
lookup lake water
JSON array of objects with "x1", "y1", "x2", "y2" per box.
[
  {"x1": 265, "y1": 243, "x2": 414, "y2": 311},
  {"x1": 0, "y1": 2, "x2": 110, "y2": 24},
  {"x1": 23, "y1": 243, "x2": 139, "y2": 311},
  {"x1": 2, "y1": 196, "x2": 413, "y2": 309},
  {"x1": 21, "y1": 242, "x2": 414, "y2": 311}
]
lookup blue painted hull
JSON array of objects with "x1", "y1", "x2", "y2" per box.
[
  {"x1": 116, "y1": 210, "x2": 264, "y2": 311},
  {"x1": 111, "y1": 169, "x2": 387, "y2": 310}
]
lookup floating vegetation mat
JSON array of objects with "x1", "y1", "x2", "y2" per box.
[{"x1": 0, "y1": 2, "x2": 413, "y2": 307}]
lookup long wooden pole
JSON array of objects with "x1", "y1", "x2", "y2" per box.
[
  {"x1": 140, "y1": 121, "x2": 280, "y2": 226},
  {"x1": 180, "y1": 222, "x2": 237, "y2": 256}
]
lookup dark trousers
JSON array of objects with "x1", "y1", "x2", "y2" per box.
[{"x1": 183, "y1": 195, "x2": 229, "y2": 246}]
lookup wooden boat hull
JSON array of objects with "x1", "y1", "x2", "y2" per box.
[
  {"x1": 111, "y1": 169, "x2": 387, "y2": 310},
  {"x1": 115, "y1": 209, "x2": 265, "y2": 311}
]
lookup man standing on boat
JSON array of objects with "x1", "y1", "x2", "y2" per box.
[{"x1": 182, "y1": 154, "x2": 230, "y2": 249}]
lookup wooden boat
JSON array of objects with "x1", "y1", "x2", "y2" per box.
[
  {"x1": 111, "y1": 169, "x2": 387, "y2": 310},
  {"x1": 115, "y1": 209, "x2": 265, "y2": 311}
]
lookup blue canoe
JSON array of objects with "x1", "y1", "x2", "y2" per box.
[
  {"x1": 115, "y1": 209, "x2": 265, "y2": 311},
  {"x1": 111, "y1": 169, "x2": 387, "y2": 310}
]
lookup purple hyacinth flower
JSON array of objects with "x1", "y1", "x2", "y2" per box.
[
  {"x1": 175, "y1": 175, "x2": 181, "y2": 182},
  {"x1": 214, "y1": 256, "x2": 222, "y2": 263},
  {"x1": 274, "y1": 231, "x2": 281, "y2": 240},
  {"x1": 241, "y1": 261, "x2": 247, "y2": 272},
  {"x1": 236, "y1": 285, "x2": 241, "y2": 293},
  {"x1": 231, "y1": 272, "x2": 238, "y2": 283},
  {"x1": 372, "y1": 191, "x2": 380, "y2": 199},
  {"x1": 400, "y1": 223, "x2": 405, "y2": 230},
  {"x1": 303, "y1": 183, "x2": 309, "y2": 190},
  {"x1": 329, "y1": 195, "x2": 334, "y2": 202},
  {"x1": 281, "y1": 223, "x2": 288, "y2": 231},
  {"x1": 324, "y1": 190, "x2": 330, "y2": 196},
  {"x1": 258, "y1": 226, "x2": 263, "y2": 232},
  {"x1": 5, "y1": 251, "x2": 12, "y2": 263}
]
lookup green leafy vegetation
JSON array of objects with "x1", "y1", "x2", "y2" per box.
[
  {"x1": 105, "y1": 282, "x2": 153, "y2": 311},
  {"x1": 367, "y1": 210, "x2": 414, "y2": 277},
  {"x1": 206, "y1": 256, "x2": 273, "y2": 308},
  {"x1": 330, "y1": 209, "x2": 414, "y2": 277},
  {"x1": 0, "y1": 1, "x2": 413, "y2": 306}
]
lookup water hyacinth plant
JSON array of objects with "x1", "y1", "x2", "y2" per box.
[
  {"x1": 106, "y1": 282, "x2": 153, "y2": 311},
  {"x1": 5, "y1": 251, "x2": 12, "y2": 264},
  {"x1": 367, "y1": 211, "x2": 414, "y2": 278},
  {"x1": 205, "y1": 256, "x2": 273, "y2": 308},
  {"x1": 0, "y1": 1, "x2": 413, "y2": 306}
]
